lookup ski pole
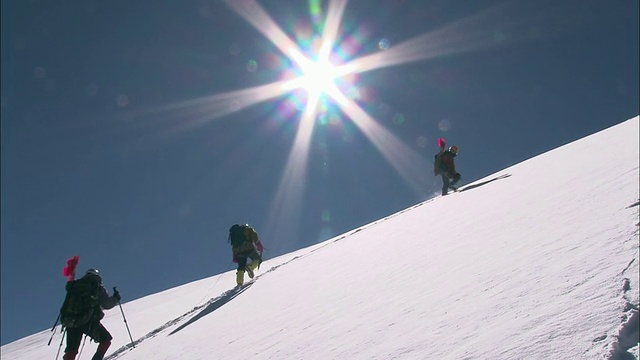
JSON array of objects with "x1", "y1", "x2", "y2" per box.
[
  {"x1": 54, "y1": 328, "x2": 66, "y2": 360},
  {"x1": 114, "y1": 287, "x2": 135, "y2": 348},
  {"x1": 50, "y1": 313, "x2": 61, "y2": 331},
  {"x1": 78, "y1": 334, "x2": 88, "y2": 358},
  {"x1": 47, "y1": 313, "x2": 60, "y2": 346}
]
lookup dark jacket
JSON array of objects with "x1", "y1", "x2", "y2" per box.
[
  {"x1": 84, "y1": 274, "x2": 119, "y2": 320},
  {"x1": 434, "y1": 150, "x2": 457, "y2": 175}
]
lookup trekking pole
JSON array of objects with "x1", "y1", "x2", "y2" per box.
[
  {"x1": 47, "y1": 313, "x2": 61, "y2": 346},
  {"x1": 78, "y1": 334, "x2": 88, "y2": 359},
  {"x1": 54, "y1": 328, "x2": 66, "y2": 360},
  {"x1": 114, "y1": 287, "x2": 135, "y2": 348},
  {"x1": 51, "y1": 313, "x2": 61, "y2": 331}
]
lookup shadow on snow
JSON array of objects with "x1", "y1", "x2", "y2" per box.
[
  {"x1": 169, "y1": 282, "x2": 254, "y2": 336},
  {"x1": 459, "y1": 174, "x2": 512, "y2": 192},
  {"x1": 104, "y1": 283, "x2": 255, "y2": 359}
]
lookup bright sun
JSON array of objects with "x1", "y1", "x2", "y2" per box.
[{"x1": 298, "y1": 59, "x2": 338, "y2": 96}]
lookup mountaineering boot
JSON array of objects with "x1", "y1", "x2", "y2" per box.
[
  {"x1": 236, "y1": 270, "x2": 245, "y2": 286},
  {"x1": 91, "y1": 341, "x2": 111, "y2": 360},
  {"x1": 246, "y1": 261, "x2": 260, "y2": 279},
  {"x1": 450, "y1": 173, "x2": 461, "y2": 187},
  {"x1": 245, "y1": 265, "x2": 254, "y2": 279}
]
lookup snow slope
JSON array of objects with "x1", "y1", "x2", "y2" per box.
[{"x1": 2, "y1": 117, "x2": 638, "y2": 360}]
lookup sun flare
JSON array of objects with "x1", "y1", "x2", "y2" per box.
[
  {"x1": 221, "y1": 0, "x2": 433, "y2": 243},
  {"x1": 298, "y1": 58, "x2": 338, "y2": 96}
]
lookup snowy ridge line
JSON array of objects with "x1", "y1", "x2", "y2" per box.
[
  {"x1": 376, "y1": 173, "x2": 512, "y2": 226},
  {"x1": 349, "y1": 188, "x2": 442, "y2": 230},
  {"x1": 253, "y1": 177, "x2": 471, "y2": 267},
  {"x1": 265, "y1": 182, "x2": 443, "y2": 268}
]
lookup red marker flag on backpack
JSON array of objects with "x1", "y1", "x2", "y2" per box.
[
  {"x1": 62, "y1": 255, "x2": 79, "y2": 282},
  {"x1": 437, "y1": 138, "x2": 446, "y2": 151}
]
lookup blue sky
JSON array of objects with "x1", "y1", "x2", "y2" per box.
[{"x1": 1, "y1": 0, "x2": 638, "y2": 345}]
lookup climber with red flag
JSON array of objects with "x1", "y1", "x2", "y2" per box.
[
  {"x1": 434, "y1": 138, "x2": 462, "y2": 196},
  {"x1": 57, "y1": 256, "x2": 122, "y2": 360}
]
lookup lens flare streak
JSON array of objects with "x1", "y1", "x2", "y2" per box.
[
  {"x1": 265, "y1": 95, "x2": 320, "y2": 236},
  {"x1": 224, "y1": 0, "x2": 314, "y2": 71},
  {"x1": 343, "y1": 1, "x2": 563, "y2": 76},
  {"x1": 139, "y1": 80, "x2": 293, "y2": 133},
  {"x1": 331, "y1": 90, "x2": 428, "y2": 192},
  {"x1": 317, "y1": 0, "x2": 348, "y2": 61}
]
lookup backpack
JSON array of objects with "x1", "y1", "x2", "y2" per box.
[
  {"x1": 435, "y1": 151, "x2": 455, "y2": 173},
  {"x1": 229, "y1": 224, "x2": 260, "y2": 249},
  {"x1": 434, "y1": 152, "x2": 443, "y2": 175},
  {"x1": 229, "y1": 225, "x2": 250, "y2": 248},
  {"x1": 59, "y1": 278, "x2": 100, "y2": 328}
]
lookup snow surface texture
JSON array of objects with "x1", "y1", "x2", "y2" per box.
[{"x1": 2, "y1": 117, "x2": 639, "y2": 359}]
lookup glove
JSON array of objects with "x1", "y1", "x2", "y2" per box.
[
  {"x1": 256, "y1": 241, "x2": 264, "y2": 252},
  {"x1": 113, "y1": 289, "x2": 121, "y2": 301},
  {"x1": 232, "y1": 254, "x2": 238, "y2": 263}
]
